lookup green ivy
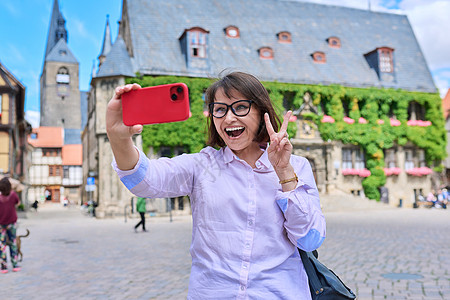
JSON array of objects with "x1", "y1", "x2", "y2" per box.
[
  {"x1": 264, "y1": 81, "x2": 446, "y2": 200},
  {"x1": 126, "y1": 76, "x2": 446, "y2": 200}
]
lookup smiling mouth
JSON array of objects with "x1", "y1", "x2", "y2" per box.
[{"x1": 225, "y1": 126, "x2": 245, "y2": 138}]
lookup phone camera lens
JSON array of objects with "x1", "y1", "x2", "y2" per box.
[
  {"x1": 177, "y1": 87, "x2": 183, "y2": 93},
  {"x1": 171, "y1": 94, "x2": 178, "y2": 100}
]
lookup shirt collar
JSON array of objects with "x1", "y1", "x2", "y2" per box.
[
  {"x1": 222, "y1": 145, "x2": 272, "y2": 171},
  {"x1": 223, "y1": 146, "x2": 238, "y2": 164}
]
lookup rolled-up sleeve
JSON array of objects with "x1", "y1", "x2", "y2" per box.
[
  {"x1": 275, "y1": 156, "x2": 326, "y2": 252},
  {"x1": 112, "y1": 147, "x2": 198, "y2": 198}
]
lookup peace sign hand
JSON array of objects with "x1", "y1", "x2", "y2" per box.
[{"x1": 264, "y1": 111, "x2": 294, "y2": 176}]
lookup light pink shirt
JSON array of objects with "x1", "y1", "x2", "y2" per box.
[{"x1": 113, "y1": 146, "x2": 326, "y2": 300}]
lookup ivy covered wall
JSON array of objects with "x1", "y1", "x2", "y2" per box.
[{"x1": 126, "y1": 76, "x2": 446, "y2": 200}]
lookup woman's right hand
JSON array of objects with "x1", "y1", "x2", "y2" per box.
[{"x1": 106, "y1": 83, "x2": 143, "y2": 140}]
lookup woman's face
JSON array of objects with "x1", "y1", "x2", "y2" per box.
[{"x1": 212, "y1": 88, "x2": 261, "y2": 152}]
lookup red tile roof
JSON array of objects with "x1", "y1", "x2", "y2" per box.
[
  {"x1": 28, "y1": 127, "x2": 64, "y2": 147},
  {"x1": 62, "y1": 144, "x2": 82, "y2": 166}
]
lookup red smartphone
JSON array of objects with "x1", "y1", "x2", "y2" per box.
[{"x1": 121, "y1": 83, "x2": 190, "y2": 126}]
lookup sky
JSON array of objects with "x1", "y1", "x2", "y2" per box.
[{"x1": 0, "y1": 0, "x2": 449, "y2": 129}]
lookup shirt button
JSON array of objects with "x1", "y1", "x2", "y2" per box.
[
  {"x1": 248, "y1": 220, "x2": 253, "y2": 226},
  {"x1": 246, "y1": 243, "x2": 250, "y2": 248},
  {"x1": 240, "y1": 285, "x2": 245, "y2": 291}
]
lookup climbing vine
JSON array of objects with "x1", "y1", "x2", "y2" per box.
[{"x1": 126, "y1": 76, "x2": 446, "y2": 200}]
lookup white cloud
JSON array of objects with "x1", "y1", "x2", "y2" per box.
[
  {"x1": 25, "y1": 110, "x2": 40, "y2": 128},
  {"x1": 432, "y1": 68, "x2": 450, "y2": 98},
  {"x1": 398, "y1": 1, "x2": 450, "y2": 68}
]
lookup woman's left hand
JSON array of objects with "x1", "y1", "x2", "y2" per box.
[{"x1": 264, "y1": 111, "x2": 293, "y2": 173}]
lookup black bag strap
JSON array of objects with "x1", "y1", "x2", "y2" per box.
[{"x1": 298, "y1": 248, "x2": 324, "y2": 296}]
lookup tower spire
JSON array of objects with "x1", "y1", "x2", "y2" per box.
[
  {"x1": 98, "y1": 15, "x2": 112, "y2": 66},
  {"x1": 44, "y1": 0, "x2": 68, "y2": 59}
]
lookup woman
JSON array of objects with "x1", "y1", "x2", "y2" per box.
[
  {"x1": 0, "y1": 177, "x2": 21, "y2": 273},
  {"x1": 106, "y1": 72, "x2": 326, "y2": 299}
]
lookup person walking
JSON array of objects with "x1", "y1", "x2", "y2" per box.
[
  {"x1": 106, "y1": 71, "x2": 326, "y2": 299},
  {"x1": 134, "y1": 197, "x2": 147, "y2": 232},
  {"x1": 0, "y1": 177, "x2": 21, "y2": 273}
]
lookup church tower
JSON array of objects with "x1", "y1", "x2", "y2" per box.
[{"x1": 40, "y1": 0, "x2": 81, "y2": 131}]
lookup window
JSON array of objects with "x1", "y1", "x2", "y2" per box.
[
  {"x1": 225, "y1": 26, "x2": 240, "y2": 38},
  {"x1": 408, "y1": 101, "x2": 426, "y2": 121},
  {"x1": 259, "y1": 47, "x2": 273, "y2": 59},
  {"x1": 342, "y1": 149, "x2": 353, "y2": 169},
  {"x1": 189, "y1": 29, "x2": 208, "y2": 58},
  {"x1": 312, "y1": 52, "x2": 326, "y2": 63},
  {"x1": 277, "y1": 31, "x2": 292, "y2": 43},
  {"x1": 405, "y1": 148, "x2": 426, "y2": 169},
  {"x1": 418, "y1": 149, "x2": 426, "y2": 167},
  {"x1": 385, "y1": 149, "x2": 397, "y2": 168},
  {"x1": 49, "y1": 165, "x2": 62, "y2": 177},
  {"x1": 327, "y1": 37, "x2": 341, "y2": 48},
  {"x1": 378, "y1": 47, "x2": 393, "y2": 73},
  {"x1": 354, "y1": 149, "x2": 365, "y2": 170},
  {"x1": 56, "y1": 67, "x2": 70, "y2": 84},
  {"x1": 43, "y1": 148, "x2": 59, "y2": 157},
  {"x1": 342, "y1": 148, "x2": 365, "y2": 169},
  {"x1": 405, "y1": 149, "x2": 414, "y2": 170},
  {"x1": 282, "y1": 91, "x2": 296, "y2": 111},
  {"x1": 63, "y1": 166, "x2": 69, "y2": 179}
]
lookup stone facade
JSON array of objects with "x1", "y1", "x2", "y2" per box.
[
  {"x1": 82, "y1": 76, "x2": 142, "y2": 217},
  {"x1": 40, "y1": 60, "x2": 81, "y2": 129}
]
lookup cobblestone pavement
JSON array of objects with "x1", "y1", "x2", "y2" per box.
[{"x1": 2, "y1": 204, "x2": 449, "y2": 300}]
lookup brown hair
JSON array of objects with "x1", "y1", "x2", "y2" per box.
[
  {"x1": 205, "y1": 72, "x2": 281, "y2": 147},
  {"x1": 0, "y1": 177, "x2": 12, "y2": 196}
]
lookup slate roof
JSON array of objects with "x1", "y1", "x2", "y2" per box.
[
  {"x1": 119, "y1": 0, "x2": 436, "y2": 93},
  {"x1": 99, "y1": 17, "x2": 112, "y2": 59},
  {"x1": 46, "y1": 38, "x2": 78, "y2": 64},
  {"x1": 64, "y1": 128, "x2": 82, "y2": 144},
  {"x1": 44, "y1": 0, "x2": 68, "y2": 59},
  {"x1": 96, "y1": 36, "x2": 135, "y2": 78}
]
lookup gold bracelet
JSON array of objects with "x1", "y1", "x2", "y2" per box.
[{"x1": 279, "y1": 173, "x2": 298, "y2": 184}]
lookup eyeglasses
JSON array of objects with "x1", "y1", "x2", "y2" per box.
[{"x1": 209, "y1": 100, "x2": 254, "y2": 118}]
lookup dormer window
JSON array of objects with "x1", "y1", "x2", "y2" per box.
[
  {"x1": 179, "y1": 27, "x2": 210, "y2": 70},
  {"x1": 312, "y1": 52, "x2": 326, "y2": 63},
  {"x1": 379, "y1": 47, "x2": 394, "y2": 73},
  {"x1": 277, "y1": 31, "x2": 291, "y2": 43},
  {"x1": 225, "y1": 26, "x2": 240, "y2": 38},
  {"x1": 191, "y1": 31, "x2": 207, "y2": 57},
  {"x1": 327, "y1": 37, "x2": 341, "y2": 48},
  {"x1": 259, "y1": 47, "x2": 273, "y2": 59},
  {"x1": 179, "y1": 27, "x2": 209, "y2": 58},
  {"x1": 364, "y1": 47, "x2": 395, "y2": 81}
]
